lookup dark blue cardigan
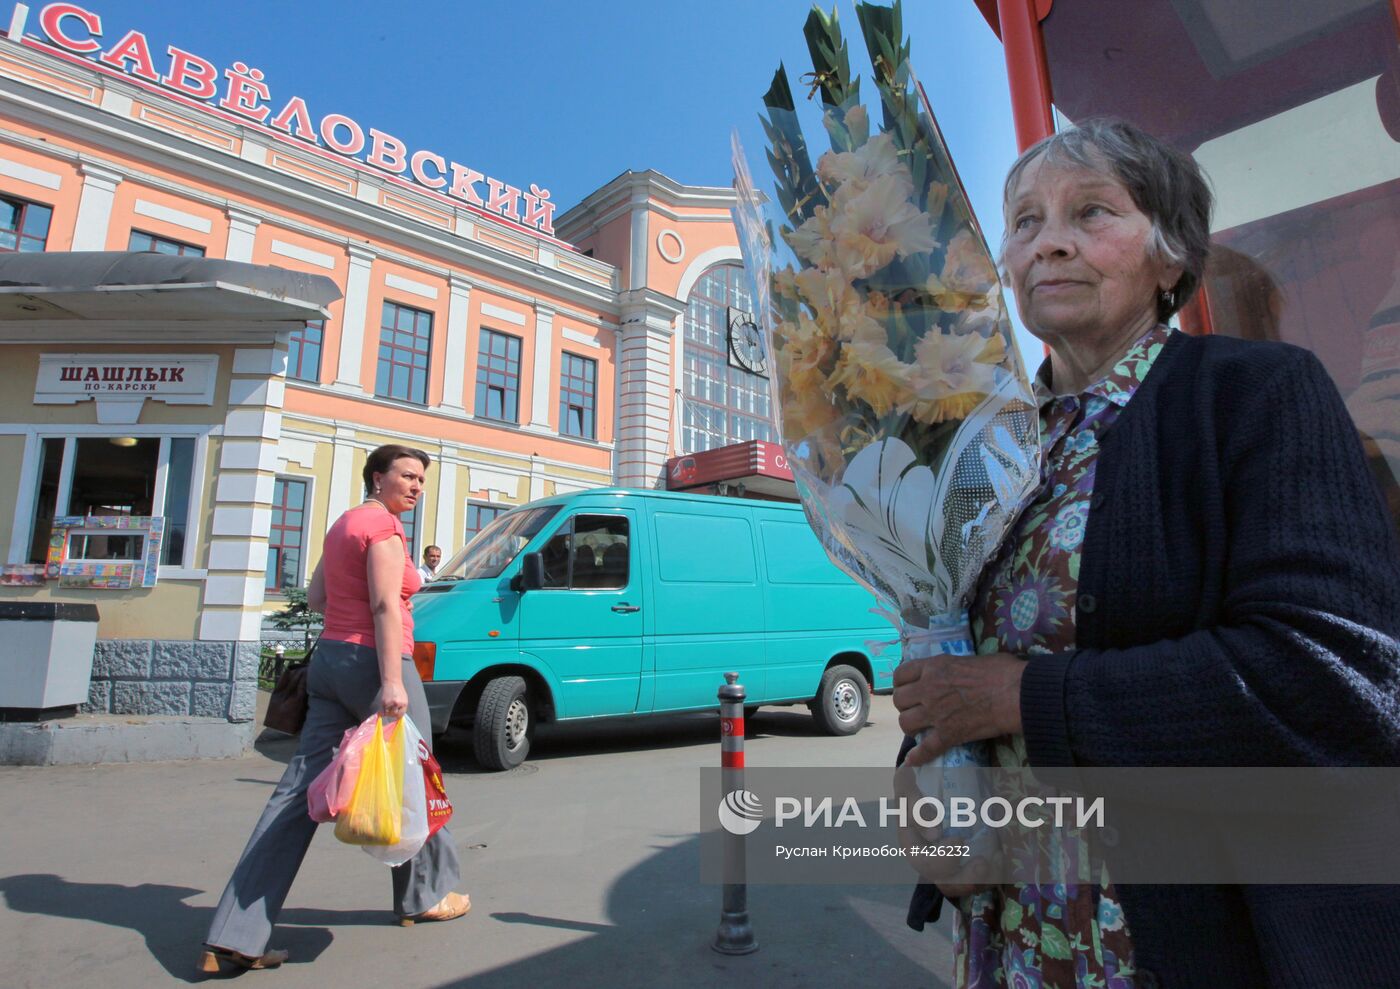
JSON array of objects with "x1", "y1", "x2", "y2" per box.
[{"x1": 905, "y1": 333, "x2": 1400, "y2": 988}]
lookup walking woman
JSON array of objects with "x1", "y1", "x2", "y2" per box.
[{"x1": 201, "y1": 444, "x2": 469, "y2": 975}]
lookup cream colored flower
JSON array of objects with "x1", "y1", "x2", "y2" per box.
[
  {"x1": 784, "y1": 205, "x2": 837, "y2": 270},
  {"x1": 908, "y1": 329, "x2": 1006, "y2": 424},
  {"x1": 926, "y1": 229, "x2": 999, "y2": 312},
  {"x1": 794, "y1": 267, "x2": 862, "y2": 328},
  {"x1": 774, "y1": 312, "x2": 837, "y2": 380},
  {"x1": 826, "y1": 336, "x2": 916, "y2": 418},
  {"x1": 817, "y1": 131, "x2": 903, "y2": 193},
  {"x1": 829, "y1": 174, "x2": 938, "y2": 279},
  {"x1": 773, "y1": 265, "x2": 802, "y2": 305},
  {"x1": 780, "y1": 376, "x2": 843, "y2": 439}
]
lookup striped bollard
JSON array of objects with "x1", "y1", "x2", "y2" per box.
[{"x1": 713, "y1": 671, "x2": 758, "y2": 955}]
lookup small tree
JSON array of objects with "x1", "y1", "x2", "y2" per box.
[{"x1": 268, "y1": 585, "x2": 322, "y2": 651}]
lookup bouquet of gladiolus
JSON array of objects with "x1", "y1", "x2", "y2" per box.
[{"x1": 731, "y1": 1, "x2": 1040, "y2": 849}]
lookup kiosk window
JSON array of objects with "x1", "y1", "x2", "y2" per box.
[
  {"x1": 25, "y1": 435, "x2": 199, "y2": 567},
  {"x1": 70, "y1": 438, "x2": 160, "y2": 517}
]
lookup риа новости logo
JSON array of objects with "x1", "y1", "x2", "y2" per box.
[{"x1": 717, "y1": 789, "x2": 764, "y2": 836}]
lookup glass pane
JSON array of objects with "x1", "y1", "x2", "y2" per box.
[
  {"x1": 70, "y1": 438, "x2": 160, "y2": 517},
  {"x1": 161, "y1": 437, "x2": 195, "y2": 565},
  {"x1": 22, "y1": 204, "x2": 51, "y2": 239},
  {"x1": 27, "y1": 437, "x2": 64, "y2": 564},
  {"x1": 1038, "y1": 0, "x2": 1400, "y2": 533}
]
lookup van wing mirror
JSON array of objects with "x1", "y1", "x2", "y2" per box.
[{"x1": 514, "y1": 551, "x2": 544, "y2": 592}]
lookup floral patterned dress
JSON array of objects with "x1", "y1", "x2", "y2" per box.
[{"x1": 952, "y1": 324, "x2": 1175, "y2": 989}]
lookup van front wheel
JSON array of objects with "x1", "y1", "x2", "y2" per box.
[
  {"x1": 811, "y1": 665, "x2": 869, "y2": 736},
  {"x1": 474, "y1": 675, "x2": 533, "y2": 770}
]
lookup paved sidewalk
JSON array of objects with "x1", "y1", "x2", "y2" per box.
[{"x1": 0, "y1": 694, "x2": 954, "y2": 988}]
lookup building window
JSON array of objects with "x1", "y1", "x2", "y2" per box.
[
  {"x1": 288, "y1": 320, "x2": 324, "y2": 382},
  {"x1": 0, "y1": 196, "x2": 52, "y2": 253},
  {"x1": 129, "y1": 230, "x2": 205, "y2": 256},
  {"x1": 401, "y1": 501, "x2": 421, "y2": 559},
  {"x1": 474, "y1": 328, "x2": 521, "y2": 422},
  {"x1": 375, "y1": 301, "x2": 432, "y2": 404},
  {"x1": 558, "y1": 352, "x2": 597, "y2": 439},
  {"x1": 681, "y1": 262, "x2": 775, "y2": 453},
  {"x1": 465, "y1": 502, "x2": 506, "y2": 544},
  {"x1": 25, "y1": 435, "x2": 199, "y2": 567},
  {"x1": 267, "y1": 477, "x2": 307, "y2": 591}
]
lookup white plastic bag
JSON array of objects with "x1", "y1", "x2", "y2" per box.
[{"x1": 358, "y1": 715, "x2": 429, "y2": 866}]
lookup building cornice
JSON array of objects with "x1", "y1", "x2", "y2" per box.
[
  {"x1": 0, "y1": 49, "x2": 626, "y2": 315},
  {"x1": 556, "y1": 170, "x2": 737, "y2": 242}
]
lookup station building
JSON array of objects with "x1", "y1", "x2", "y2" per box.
[{"x1": 0, "y1": 2, "x2": 781, "y2": 734}]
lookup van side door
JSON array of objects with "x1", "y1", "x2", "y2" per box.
[
  {"x1": 647, "y1": 505, "x2": 766, "y2": 711},
  {"x1": 517, "y1": 510, "x2": 644, "y2": 718},
  {"x1": 759, "y1": 518, "x2": 883, "y2": 701}
]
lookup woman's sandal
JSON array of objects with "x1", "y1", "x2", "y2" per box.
[
  {"x1": 398, "y1": 891, "x2": 471, "y2": 927},
  {"x1": 196, "y1": 946, "x2": 289, "y2": 975}
]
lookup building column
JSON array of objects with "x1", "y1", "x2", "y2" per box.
[
  {"x1": 224, "y1": 208, "x2": 261, "y2": 263},
  {"x1": 71, "y1": 161, "x2": 123, "y2": 251},
  {"x1": 333, "y1": 245, "x2": 377, "y2": 392},
  {"x1": 199, "y1": 344, "x2": 288, "y2": 721},
  {"x1": 326, "y1": 424, "x2": 359, "y2": 525},
  {"x1": 441, "y1": 276, "x2": 472, "y2": 413},
  {"x1": 615, "y1": 290, "x2": 685, "y2": 489},
  {"x1": 628, "y1": 187, "x2": 649, "y2": 291},
  {"x1": 527, "y1": 304, "x2": 555, "y2": 433},
  {"x1": 434, "y1": 443, "x2": 461, "y2": 553}
]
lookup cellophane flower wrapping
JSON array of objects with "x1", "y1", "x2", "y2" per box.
[{"x1": 731, "y1": 1, "x2": 1041, "y2": 852}]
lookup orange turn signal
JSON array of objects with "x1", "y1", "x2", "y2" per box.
[{"x1": 412, "y1": 641, "x2": 436, "y2": 682}]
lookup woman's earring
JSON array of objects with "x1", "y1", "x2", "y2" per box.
[
  {"x1": 375, "y1": 484, "x2": 381, "y2": 494},
  {"x1": 1160, "y1": 287, "x2": 1174, "y2": 310}
]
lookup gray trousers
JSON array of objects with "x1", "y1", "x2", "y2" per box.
[{"x1": 206, "y1": 639, "x2": 461, "y2": 956}]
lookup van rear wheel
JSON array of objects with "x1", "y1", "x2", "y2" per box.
[
  {"x1": 811, "y1": 665, "x2": 869, "y2": 736},
  {"x1": 474, "y1": 675, "x2": 533, "y2": 770}
]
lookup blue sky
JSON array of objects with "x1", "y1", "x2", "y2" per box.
[{"x1": 68, "y1": 0, "x2": 1037, "y2": 359}]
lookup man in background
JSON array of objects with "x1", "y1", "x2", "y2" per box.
[{"x1": 418, "y1": 544, "x2": 442, "y2": 584}]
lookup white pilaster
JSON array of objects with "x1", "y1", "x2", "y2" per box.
[
  {"x1": 333, "y1": 245, "x2": 376, "y2": 392},
  {"x1": 441, "y1": 276, "x2": 472, "y2": 412},
  {"x1": 224, "y1": 208, "x2": 261, "y2": 263},
  {"x1": 615, "y1": 290, "x2": 684, "y2": 489},
  {"x1": 326, "y1": 425, "x2": 359, "y2": 525},
  {"x1": 628, "y1": 189, "x2": 649, "y2": 291},
  {"x1": 71, "y1": 162, "x2": 123, "y2": 251},
  {"x1": 198, "y1": 343, "x2": 287, "y2": 642},
  {"x1": 434, "y1": 446, "x2": 459, "y2": 552},
  {"x1": 528, "y1": 304, "x2": 555, "y2": 432}
]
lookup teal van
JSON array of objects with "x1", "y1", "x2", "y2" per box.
[{"x1": 410, "y1": 488, "x2": 899, "y2": 769}]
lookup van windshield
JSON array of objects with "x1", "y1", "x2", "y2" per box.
[{"x1": 437, "y1": 505, "x2": 561, "y2": 581}]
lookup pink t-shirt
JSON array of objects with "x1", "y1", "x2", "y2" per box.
[{"x1": 320, "y1": 505, "x2": 421, "y2": 658}]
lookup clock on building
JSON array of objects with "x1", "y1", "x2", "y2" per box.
[{"x1": 726, "y1": 307, "x2": 768, "y2": 376}]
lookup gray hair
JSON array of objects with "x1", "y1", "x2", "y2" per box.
[{"x1": 1001, "y1": 118, "x2": 1214, "y2": 323}]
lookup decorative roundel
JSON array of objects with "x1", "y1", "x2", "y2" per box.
[{"x1": 656, "y1": 228, "x2": 685, "y2": 264}]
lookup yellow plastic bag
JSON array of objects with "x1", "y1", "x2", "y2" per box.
[{"x1": 333, "y1": 715, "x2": 405, "y2": 846}]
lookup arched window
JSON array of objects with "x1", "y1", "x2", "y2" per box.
[{"x1": 680, "y1": 262, "x2": 775, "y2": 453}]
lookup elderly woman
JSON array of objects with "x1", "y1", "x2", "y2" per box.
[
  {"x1": 892, "y1": 119, "x2": 1400, "y2": 988},
  {"x1": 200, "y1": 444, "x2": 469, "y2": 975}
]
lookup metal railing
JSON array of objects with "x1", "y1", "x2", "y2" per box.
[{"x1": 257, "y1": 631, "x2": 319, "y2": 690}]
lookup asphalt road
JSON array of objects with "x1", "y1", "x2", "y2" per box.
[{"x1": 0, "y1": 694, "x2": 954, "y2": 988}]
